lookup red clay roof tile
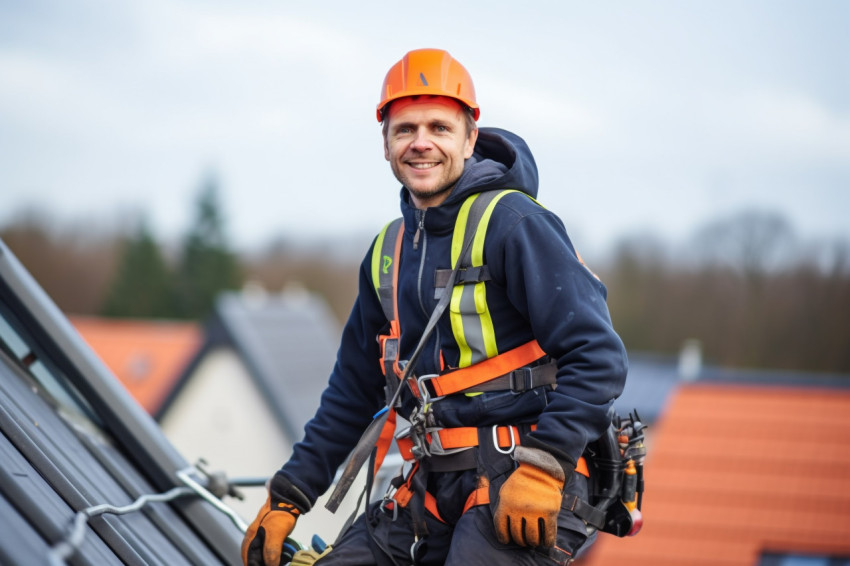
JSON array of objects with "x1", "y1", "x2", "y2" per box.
[
  {"x1": 70, "y1": 316, "x2": 202, "y2": 414},
  {"x1": 577, "y1": 383, "x2": 850, "y2": 566}
]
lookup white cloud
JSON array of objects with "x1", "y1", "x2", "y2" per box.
[
  {"x1": 741, "y1": 89, "x2": 850, "y2": 161},
  {"x1": 1, "y1": 0, "x2": 848, "y2": 254},
  {"x1": 481, "y1": 75, "x2": 607, "y2": 140}
]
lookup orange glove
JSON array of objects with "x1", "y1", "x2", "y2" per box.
[
  {"x1": 242, "y1": 473, "x2": 311, "y2": 566},
  {"x1": 493, "y1": 446, "x2": 568, "y2": 548}
]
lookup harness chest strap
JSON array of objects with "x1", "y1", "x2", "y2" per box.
[
  {"x1": 373, "y1": 190, "x2": 545, "y2": 388},
  {"x1": 414, "y1": 339, "x2": 554, "y2": 400},
  {"x1": 373, "y1": 221, "x2": 557, "y2": 410}
]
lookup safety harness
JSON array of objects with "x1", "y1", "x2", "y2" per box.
[
  {"x1": 326, "y1": 189, "x2": 645, "y2": 561},
  {"x1": 372, "y1": 190, "x2": 558, "y2": 407}
]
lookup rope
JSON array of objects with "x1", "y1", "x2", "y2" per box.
[
  {"x1": 46, "y1": 464, "x2": 253, "y2": 565},
  {"x1": 47, "y1": 485, "x2": 195, "y2": 565}
]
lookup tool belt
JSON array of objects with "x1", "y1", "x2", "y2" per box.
[{"x1": 384, "y1": 423, "x2": 591, "y2": 524}]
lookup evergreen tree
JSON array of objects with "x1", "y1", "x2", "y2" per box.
[
  {"x1": 173, "y1": 174, "x2": 242, "y2": 319},
  {"x1": 101, "y1": 220, "x2": 173, "y2": 318}
]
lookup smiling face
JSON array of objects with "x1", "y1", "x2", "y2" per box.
[{"x1": 383, "y1": 96, "x2": 478, "y2": 209}]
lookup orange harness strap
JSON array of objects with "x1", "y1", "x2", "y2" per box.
[
  {"x1": 388, "y1": 459, "x2": 589, "y2": 521},
  {"x1": 396, "y1": 425, "x2": 590, "y2": 477},
  {"x1": 386, "y1": 484, "x2": 447, "y2": 524},
  {"x1": 423, "y1": 340, "x2": 546, "y2": 398},
  {"x1": 463, "y1": 485, "x2": 490, "y2": 514},
  {"x1": 372, "y1": 408, "x2": 398, "y2": 477},
  {"x1": 424, "y1": 491, "x2": 444, "y2": 523}
]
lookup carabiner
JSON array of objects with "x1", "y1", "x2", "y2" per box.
[
  {"x1": 410, "y1": 537, "x2": 428, "y2": 564},
  {"x1": 408, "y1": 408, "x2": 431, "y2": 460},
  {"x1": 416, "y1": 374, "x2": 445, "y2": 405}
]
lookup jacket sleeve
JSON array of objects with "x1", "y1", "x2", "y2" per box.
[
  {"x1": 277, "y1": 250, "x2": 389, "y2": 505},
  {"x1": 494, "y1": 203, "x2": 628, "y2": 467}
]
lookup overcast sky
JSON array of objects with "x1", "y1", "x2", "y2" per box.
[{"x1": 1, "y1": 0, "x2": 848, "y2": 260}]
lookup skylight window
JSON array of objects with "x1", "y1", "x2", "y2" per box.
[{"x1": 0, "y1": 300, "x2": 101, "y2": 428}]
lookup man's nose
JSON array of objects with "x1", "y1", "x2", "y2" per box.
[{"x1": 410, "y1": 128, "x2": 432, "y2": 151}]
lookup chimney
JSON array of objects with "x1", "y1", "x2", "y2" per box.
[{"x1": 678, "y1": 339, "x2": 702, "y2": 381}]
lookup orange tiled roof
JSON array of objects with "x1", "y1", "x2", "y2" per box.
[
  {"x1": 70, "y1": 316, "x2": 202, "y2": 415},
  {"x1": 578, "y1": 383, "x2": 850, "y2": 566}
]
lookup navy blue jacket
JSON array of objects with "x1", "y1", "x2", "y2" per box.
[{"x1": 281, "y1": 127, "x2": 628, "y2": 505}]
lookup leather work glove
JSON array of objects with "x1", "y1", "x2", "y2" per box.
[
  {"x1": 493, "y1": 446, "x2": 570, "y2": 548},
  {"x1": 242, "y1": 472, "x2": 312, "y2": 566},
  {"x1": 289, "y1": 545, "x2": 333, "y2": 566}
]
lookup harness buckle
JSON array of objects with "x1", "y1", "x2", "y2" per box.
[
  {"x1": 509, "y1": 367, "x2": 534, "y2": 391},
  {"x1": 492, "y1": 425, "x2": 517, "y2": 455},
  {"x1": 416, "y1": 374, "x2": 445, "y2": 405},
  {"x1": 408, "y1": 408, "x2": 431, "y2": 460}
]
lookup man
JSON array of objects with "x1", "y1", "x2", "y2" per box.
[{"x1": 243, "y1": 48, "x2": 628, "y2": 566}]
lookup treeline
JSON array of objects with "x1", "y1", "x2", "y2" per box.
[
  {"x1": 2, "y1": 198, "x2": 848, "y2": 374},
  {"x1": 1, "y1": 179, "x2": 359, "y2": 324},
  {"x1": 600, "y1": 211, "x2": 850, "y2": 374},
  {"x1": 4, "y1": 179, "x2": 243, "y2": 321}
]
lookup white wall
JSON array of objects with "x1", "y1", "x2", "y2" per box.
[
  {"x1": 159, "y1": 345, "x2": 367, "y2": 547},
  {"x1": 160, "y1": 346, "x2": 290, "y2": 521}
]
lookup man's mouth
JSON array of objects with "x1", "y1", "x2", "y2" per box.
[{"x1": 408, "y1": 162, "x2": 439, "y2": 170}]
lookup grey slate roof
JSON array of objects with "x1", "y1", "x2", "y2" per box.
[
  {"x1": 193, "y1": 288, "x2": 341, "y2": 443},
  {"x1": 613, "y1": 351, "x2": 682, "y2": 424},
  {"x1": 614, "y1": 350, "x2": 850, "y2": 425},
  {"x1": 0, "y1": 238, "x2": 243, "y2": 565}
]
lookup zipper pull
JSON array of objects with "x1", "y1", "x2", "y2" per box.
[{"x1": 413, "y1": 211, "x2": 425, "y2": 250}]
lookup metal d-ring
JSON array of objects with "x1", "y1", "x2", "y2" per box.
[
  {"x1": 416, "y1": 374, "x2": 445, "y2": 405},
  {"x1": 492, "y1": 425, "x2": 516, "y2": 455}
]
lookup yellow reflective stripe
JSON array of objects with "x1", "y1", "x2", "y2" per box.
[
  {"x1": 451, "y1": 189, "x2": 522, "y2": 367},
  {"x1": 473, "y1": 281, "x2": 498, "y2": 359},
  {"x1": 452, "y1": 193, "x2": 479, "y2": 266},
  {"x1": 371, "y1": 221, "x2": 392, "y2": 295},
  {"x1": 472, "y1": 189, "x2": 519, "y2": 264},
  {"x1": 450, "y1": 287, "x2": 470, "y2": 365},
  {"x1": 473, "y1": 190, "x2": 517, "y2": 360},
  {"x1": 451, "y1": 194, "x2": 476, "y2": 367},
  {"x1": 451, "y1": 193, "x2": 483, "y2": 368}
]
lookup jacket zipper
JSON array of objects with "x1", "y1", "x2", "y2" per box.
[
  {"x1": 413, "y1": 209, "x2": 442, "y2": 372},
  {"x1": 413, "y1": 210, "x2": 425, "y2": 251}
]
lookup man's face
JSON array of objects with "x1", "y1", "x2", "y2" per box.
[{"x1": 384, "y1": 96, "x2": 478, "y2": 209}]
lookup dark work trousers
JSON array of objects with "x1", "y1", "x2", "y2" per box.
[{"x1": 315, "y1": 469, "x2": 595, "y2": 566}]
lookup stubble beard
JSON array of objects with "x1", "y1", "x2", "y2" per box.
[
  {"x1": 391, "y1": 163, "x2": 459, "y2": 208},
  {"x1": 406, "y1": 181, "x2": 455, "y2": 206}
]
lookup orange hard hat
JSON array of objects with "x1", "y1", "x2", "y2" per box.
[{"x1": 377, "y1": 48, "x2": 479, "y2": 122}]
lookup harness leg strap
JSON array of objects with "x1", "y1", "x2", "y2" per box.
[{"x1": 561, "y1": 493, "x2": 606, "y2": 531}]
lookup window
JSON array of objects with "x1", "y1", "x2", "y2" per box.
[{"x1": 0, "y1": 300, "x2": 102, "y2": 429}]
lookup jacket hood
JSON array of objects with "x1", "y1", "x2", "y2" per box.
[
  {"x1": 450, "y1": 127, "x2": 539, "y2": 202},
  {"x1": 399, "y1": 127, "x2": 539, "y2": 213}
]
